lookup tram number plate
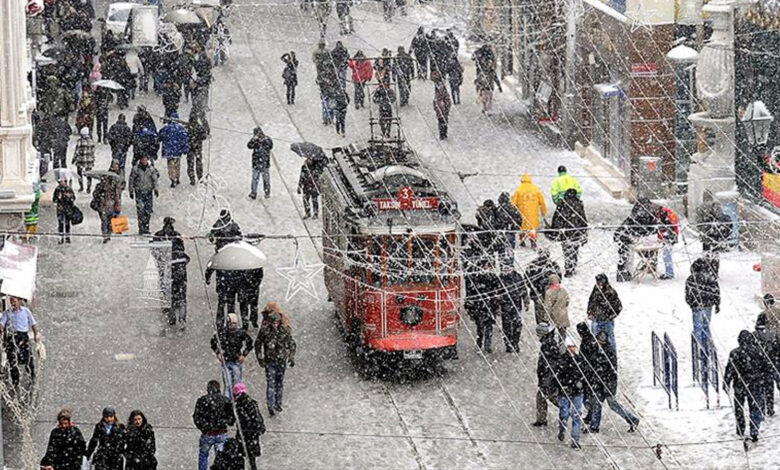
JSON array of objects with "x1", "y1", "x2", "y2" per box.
[{"x1": 404, "y1": 350, "x2": 423, "y2": 360}]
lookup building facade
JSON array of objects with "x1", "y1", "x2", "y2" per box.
[{"x1": 0, "y1": 0, "x2": 38, "y2": 231}]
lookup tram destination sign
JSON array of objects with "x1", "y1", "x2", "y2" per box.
[{"x1": 372, "y1": 187, "x2": 439, "y2": 211}]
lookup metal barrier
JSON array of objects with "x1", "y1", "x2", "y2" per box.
[
  {"x1": 691, "y1": 333, "x2": 720, "y2": 409},
  {"x1": 651, "y1": 331, "x2": 679, "y2": 410}
]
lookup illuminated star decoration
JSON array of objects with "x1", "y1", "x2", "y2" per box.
[
  {"x1": 276, "y1": 249, "x2": 324, "y2": 302},
  {"x1": 626, "y1": 13, "x2": 655, "y2": 34}
]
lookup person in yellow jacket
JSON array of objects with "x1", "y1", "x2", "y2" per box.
[
  {"x1": 511, "y1": 174, "x2": 547, "y2": 248},
  {"x1": 551, "y1": 165, "x2": 581, "y2": 204}
]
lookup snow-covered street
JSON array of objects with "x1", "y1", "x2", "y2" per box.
[{"x1": 15, "y1": 1, "x2": 776, "y2": 469}]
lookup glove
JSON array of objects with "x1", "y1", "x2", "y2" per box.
[
  {"x1": 715, "y1": 305, "x2": 720, "y2": 314},
  {"x1": 289, "y1": 360, "x2": 295, "y2": 368},
  {"x1": 129, "y1": 192, "x2": 134, "y2": 199},
  {"x1": 205, "y1": 277, "x2": 211, "y2": 285},
  {"x1": 154, "y1": 190, "x2": 159, "y2": 197},
  {"x1": 297, "y1": 188, "x2": 302, "y2": 194}
]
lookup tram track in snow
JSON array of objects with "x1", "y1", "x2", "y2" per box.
[
  {"x1": 223, "y1": 26, "x2": 459, "y2": 469},
  {"x1": 225, "y1": 9, "x2": 493, "y2": 466}
]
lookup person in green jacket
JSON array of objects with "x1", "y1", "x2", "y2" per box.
[
  {"x1": 24, "y1": 185, "x2": 41, "y2": 242},
  {"x1": 551, "y1": 165, "x2": 581, "y2": 204}
]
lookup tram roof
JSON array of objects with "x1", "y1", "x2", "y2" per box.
[{"x1": 322, "y1": 141, "x2": 460, "y2": 233}]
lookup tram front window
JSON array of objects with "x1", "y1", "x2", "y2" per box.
[{"x1": 385, "y1": 235, "x2": 437, "y2": 285}]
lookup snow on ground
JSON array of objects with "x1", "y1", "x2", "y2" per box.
[{"x1": 18, "y1": 0, "x2": 775, "y2": 468}]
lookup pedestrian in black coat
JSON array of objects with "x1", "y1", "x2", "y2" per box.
[
  {"x1": 298, "y1": 157, "x2": 322, "y2": 218},
  {"x1": 577, "y1": 325, "x2": 639, "y2": 433},
  {"x1": 40, "y1": 408, "x2": 87, "y2": 470},
  {"x1": 246, "y1": 127, "x2": 274, "y2": 199},
  {"x1": 755, "y1": 313, "x2": 779, "y2": 416},
  {"x1": 86, "y1": 407, "x2": 125, "y2": 470},
  {"x1": 499, "y1": 264, "x2": 527, "y2": 353},
  {"x1": 724, "y1": 330, "x2": 770, "y2": 441},
  {"x1": 170, "y1": 249, "x2": 190, "y2": 328},
  {"x1": 555, "y1": 338, "x2": 585, "y2": 448},
  {"x1": 211, "y1": 437, "x2": 245, "y2": 470},
  {"x1": 586, "y1": 273, "x2": 622, "y2": 350},
  {"x1": 239, "y1": 269, "x2": 264, "y2": 329},
  {"x1": 550, "y1": 188, "x2": 588, "y2": 277},
  {"x1": 465, "y1": 259, "x2": 498, "y2": 352},
  {"x1": 194, "y1": 381, "x2": 237, "y2": 468},
  {"x1": 331, "y1": 41, "x2": 350, "y2": 89},
  {"x1": 685, "y1": 258, "x2": 721, "y2": 312},
  {"x1": 394, "y1": 46, "x2": 415, "y2": 106},
  {"x1": 132, "y1": 105, "x2": 157, "y2": 135},
  {"x1": 124, "y1": 410, "x2": 157, "y2": 470},
  {"x1": 410, "y1": 27, "x2": 429, "y2": 79},
  {"x1": 495, "y1": 192, "x2": 523, "y2": 265},
  {"x1": 696, "y1": 189, "x2": 732, "y2": 253},
  {"x1": 533, "y1": 323, "x2": 560, "y2": 426},
  {"x1": 281, "y1": 52, "x2": 299, "y2": 105},
  {"x1": 209, "y1": 210, "x2": 243, "y2": 251},
  {"x1": 232, "y1": 383, "x2": 266, "y2": 470},
  {"x1": 107, "y1": 114, "x2": 132, "y2": 169},
  {"x1": 187, "y1": 114, "x2": 210, "y2": 185},
  {"x1": 524, "y1": 249, "x2": 562, "y2": 322}
]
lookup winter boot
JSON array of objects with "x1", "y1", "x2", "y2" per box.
[
  {"x1": 531, "y1": 421, "x2": 547, "y2": 427},
  {"x1": 557, "y1": 430, "x2": 565, "y2": 441}
]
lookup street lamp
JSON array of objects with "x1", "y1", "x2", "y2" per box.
[{"x1": 742, "y1": 100, "x2": 774, "y2": 146}]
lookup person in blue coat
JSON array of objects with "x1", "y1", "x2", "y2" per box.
[{"x1": 158, "y1": 112, "x2": 189, "y2": 188}]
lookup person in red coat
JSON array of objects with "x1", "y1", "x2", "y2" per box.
[{"x1": 347, "y1": 51, "x2": 373, "y2": 109}]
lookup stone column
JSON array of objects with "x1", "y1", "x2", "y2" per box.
[
  {"x1": 687, "y1": 0, "x2": 754, "y2": 221},
  {"x1": 0, "y1": 0, "x2": 37, "y2": 231}
]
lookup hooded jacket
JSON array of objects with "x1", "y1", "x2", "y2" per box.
[
  {"x1": 550, "y1": 188, "x2": 588, "y2": 244},
  {"x1": 348, "y1": 56, "x2": 373, "y2": 82},
  {"x1": 234, "y1": 392, "x2": 265, "y2": 458},
  {"x1": 510, "y1": 174, "x2": 546, "y2": 230},
  {"x1": 685, "y1": 258, "x2": 720, "y2": 310},
  {"x1": 577, "y1": 322, "x2": 618, "y2": 401},
  {"x1": 495, "y1": 192, "x2": 523, "y2": 231},
  {"x1": 724, "y1": 330, "x2": 771, "y2": 395},
  {"x1": 587, "y1": 278, "x2": 622, "y2": 322},
  {"x1": 544, "y1": 274, "x2": 570, "y2": 328},
  {"x1": 209, "y1": 211, "x2": 242, "y2": 251}
]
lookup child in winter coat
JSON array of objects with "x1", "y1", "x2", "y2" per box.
[{"x1": 72, "y1": 127, "x2": 96, "y2": 192}]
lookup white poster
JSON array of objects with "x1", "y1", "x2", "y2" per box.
[{"x1": 0, "y1": 241, "x2": 38, "y2": 301}]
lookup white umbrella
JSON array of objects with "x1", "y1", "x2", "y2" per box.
[
  {"x1": 164, "y1": 9, "x2": 202, "y2": 24},
  {"x1": 207, "y1": 241, "x2": 267, "y2": 270},
  {"x1": 93, "y1": 79, "x2": 125, "y2": 90}
]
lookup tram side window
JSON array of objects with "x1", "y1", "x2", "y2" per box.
[
  {"x1": 369, "y1": 238, "x2": 382, "y2": 287},
  {"x1": 410, "y1": 237, "x2": 435, "y2": 284},
  {"x1": 438, "y1": 235, "x2": 455, "y2": 286},
  {"x1": 386, "y1": 236, "x2": 409, "y2": 285}
]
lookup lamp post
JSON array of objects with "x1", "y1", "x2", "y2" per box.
[
  {"x1": 667, "y1": 44, "x2": 699, "y2": 194},
  {"x1": 687, "y1": 0, "x2": 756, "y2": 223},
  {"x1": 741, "y1": 100, "x2": 774, "y2": 198}
]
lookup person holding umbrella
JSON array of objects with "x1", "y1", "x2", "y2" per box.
[{"x1": 298, "y1": 156, "x2": 322, "y2": 219}]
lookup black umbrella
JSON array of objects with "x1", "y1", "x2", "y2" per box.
[
  {"x1": 290, "y1": 142, "x2": 326, "y2": 161},
  {"x1": 41, "y1": 47, "x2": 67, "y2": 60}
]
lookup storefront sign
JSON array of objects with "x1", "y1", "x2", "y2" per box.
[
  {"x1": 630, "y1": 63, "x2": 659, "y2": 77},
  {"x1": 763, "y1": 172, "x2": 780, "y2": 209}
]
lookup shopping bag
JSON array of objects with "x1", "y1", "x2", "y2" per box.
[
  {"x1": 36, "y1": 340, "x2": 47, "y2": 361},
  {"x1": 69, "y1": 206, "x2": 84, "y2": 225},
  {"x1": 111, "y1": 215, "x2": 129, "y2": 234}
]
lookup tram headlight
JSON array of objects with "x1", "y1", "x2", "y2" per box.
[{"x1": 399, "y1": 305, "x2": 423, "y2": 326}]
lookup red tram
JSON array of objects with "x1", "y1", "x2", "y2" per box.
[{"x1": 319, "y1": 120, "x2": 462, "y2": 366}]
